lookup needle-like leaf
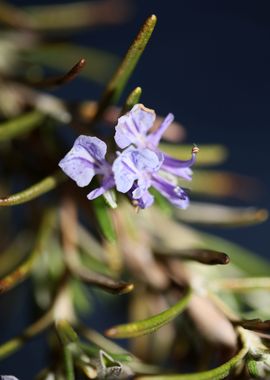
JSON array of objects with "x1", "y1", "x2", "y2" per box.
[
  {"x1": 122, "y1": 86, "x2": 142, "y2": 114},
  {"x1": 92, "y1": 15, "x2": 157, "y2": 122},
  {"x1": 0, "y1": 111, "x2": 45, "y2": 141},
  {"x1": 70, "y1": 264, "x2": 134, "y2": 295},
  {"x1": 0, "y1": 209, "x2": 56, "y2": 294},
  {"x1": 156, "y1": 248, "x2": 230, "y2": 265},
  {"x1": 33, "y1": 58, "x2": 86, "y2": 89},
  {"x1": 135, "y1": 327, "x2": 249, "y2": 380},
  {"x1": 213, "y1": 277, "x2": 270, "y2": 292},
  {"x1": 175, "y1": 202, "x2": 268, "y2": 228},
  {"x1": 105, "y1": 288, "x2": 191, "y2": 338},
  {"x1": 191, "y1": 170, "x2": 260, "y2": 200},
  {"x1": 236, "y1": 318, "x2": 270, "y2": 331},
  {"x1": 93, "y1": 197, "x2": 116, "y2": 242},
  {"x1": 27, "y1": 44, "x2": 118, "y2": 85},
  {"x1": 0, "y1": 171, "x2": 65, "y2": 206},
  {"x1": 0, "y1": 306, "x2": 53, "y2": 360},
  {"x1": 23, "y1": 0, "x2": 130, "y2": 31}
]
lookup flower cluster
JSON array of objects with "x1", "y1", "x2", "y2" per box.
[{"x1": 59, "y1": 104, "x2": 198, "y2": 209}]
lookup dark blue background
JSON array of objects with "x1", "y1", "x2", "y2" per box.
[
  {"x1": 1, "y1": 1, "x2": 270, "y2": 378},
  {"x1": 74, "y1": 0, "x2": 270, "y2": 258}
]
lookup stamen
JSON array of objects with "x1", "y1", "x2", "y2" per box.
[
  {"x1": 131, "y1": 199, "x2": 140, "y2": 213},
  {"x1": 174, "y1": 186, "x2": 181, "y2": 195},
  {"x1": 192, "y1": 144, "x2": 199, "y2": 154}
]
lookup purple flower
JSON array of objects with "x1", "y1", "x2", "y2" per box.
[
  {"x1": 58, "y1": 105, "x2": 198, "y2": 210},
  {"x1": 114, "y1": 104, "x2": 197, "y2": 181},
  {"x1": 113, "y1": 104, "x2": 198, "y2": 208},
  {"x1": 59, "y1": 135, "x2": 114, "y2": 200},
  {"x1": 112, "y1": 147, "x2": 189, "y2": 209}
]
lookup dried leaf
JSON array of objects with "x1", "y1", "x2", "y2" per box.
[
  {"x1": 33, "y1": 58, "x2": 86, "y2": 89},
  {"x1": 191, "y1": 169, "x2": 261, "y2": 200},
  {"x1": 157, "y1": 248, "x2": 229, "y2": 265},
  {"x1": 70, "y1": 264, "x2": 134, "y2": 295},
  {"x1": 237, "y1": 319, "x2": 270, "y2": 331},
  {"x1": 175, "y1": 202, "x2": 268, "y2": 227},
  {"x1": 27, "y1": 44, "x2": 118, "y2": 85}
]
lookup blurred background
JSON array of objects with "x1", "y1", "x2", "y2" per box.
[{"x1": 1, "y1": 0, "x2": 270, "y2": 378}]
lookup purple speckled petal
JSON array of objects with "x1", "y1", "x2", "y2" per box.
[
  {"x1": 59, "y1": 135, "x2": 109, "y2": 187},
  {"x1": 114, "y1": 104, "x2": 156, "y2": 149},
  {"x1": 59, "y1": 146, "x2": 95, "y2": 187},
  {"x1": 112, "y1": 149, "x2": 138, "y2": 193},
  {"x1": 130, "y1": 148, "x2": 163, "y2": 172},
  {"x1": 74, "y1": 135, "x2": 107, "y2": 161},
  {"x1": 152, "y1": 174, "x2": 189, "y2": 209},
  {"x1": 113, "y1": 147, "x2": 162, "y2": 194},
  {"x1": 131, "y1": 104, "x2": 156, "y2": 134},
  {"x1": 87, "y1": 175, "x2": 115, "y2": 200},
  {"x1": 147, "y1": 113, "x2": 174, "y2": 147}
]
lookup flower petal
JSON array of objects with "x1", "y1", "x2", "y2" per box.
[
  {"x1": 87, "y1": 175, "x2": 115, "y2": 200},
  {"x1": 147, "y1": 113, "x2": 174, "y2": 147},
  {"x1": 59, "y1": 136, "x2": 109, "y2": 187},
  {"x1": 130, "y1": 148, "x2": 163, "y2": 172},
  {"x1": 137, "y1": 189, "x2": 154, "y2": 209},
  {"x1": 152, "y1": 174, "x2": 189, "y2": 209},
  {"x1": 160, "y1": 152, "x2": 196, "y2": 180},
  {"x1": 75, "y1": 135, "x2": 107, "y2": 161},
  {"x1": 113, "y1": 147, "x2": 163, "y2": 194},
  {"x1": 112, "y1": 150, "x2": 138, "y2": 193},
  {"x1": 114, "y1": 104, "x2": 155, "y2": 149},
  {"x1": 59, "y1": 146, "x2": 95, "y2": 187}
]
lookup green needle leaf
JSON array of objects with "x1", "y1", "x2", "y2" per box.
[
  {"x1": 0, "y1": 171, "x2": 65, "y2": 206},
  {"x1": 0, "y1": 110, "x2": 45, "y2": 141},
  {"x1": 63, "y1": 345, "x2": 75, "y2": 380},
  {"x1": 0, "y1": 209, "x2": 56, "y2": 294},
  {"x1": 78, "y1": 342, "x2": 132, "y2": 363},
  {"x1": 136, "y1": 327, "x2": 249, "y2": 380},
  {"x1": 56, "y1": 320, "x2": 78, "y2": 346},
  {"x1": 92, "y1": 15, "x2": 157, "y2": 122},
  {"x1": 93, "y1": 197, "x2": 116, "y2": 242},
  {"x1": 105, "y1": 288, "x2": 191, "y2": 339},
  {"x1": 0, "y1": 307, "x2": 53, "y2": 360},
  {"x1": 56, "y1": 320, "x2": 76, "y2": 380},
  {"x1": 122, "y1": 86, "x2": 142, "y2": 114}
]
